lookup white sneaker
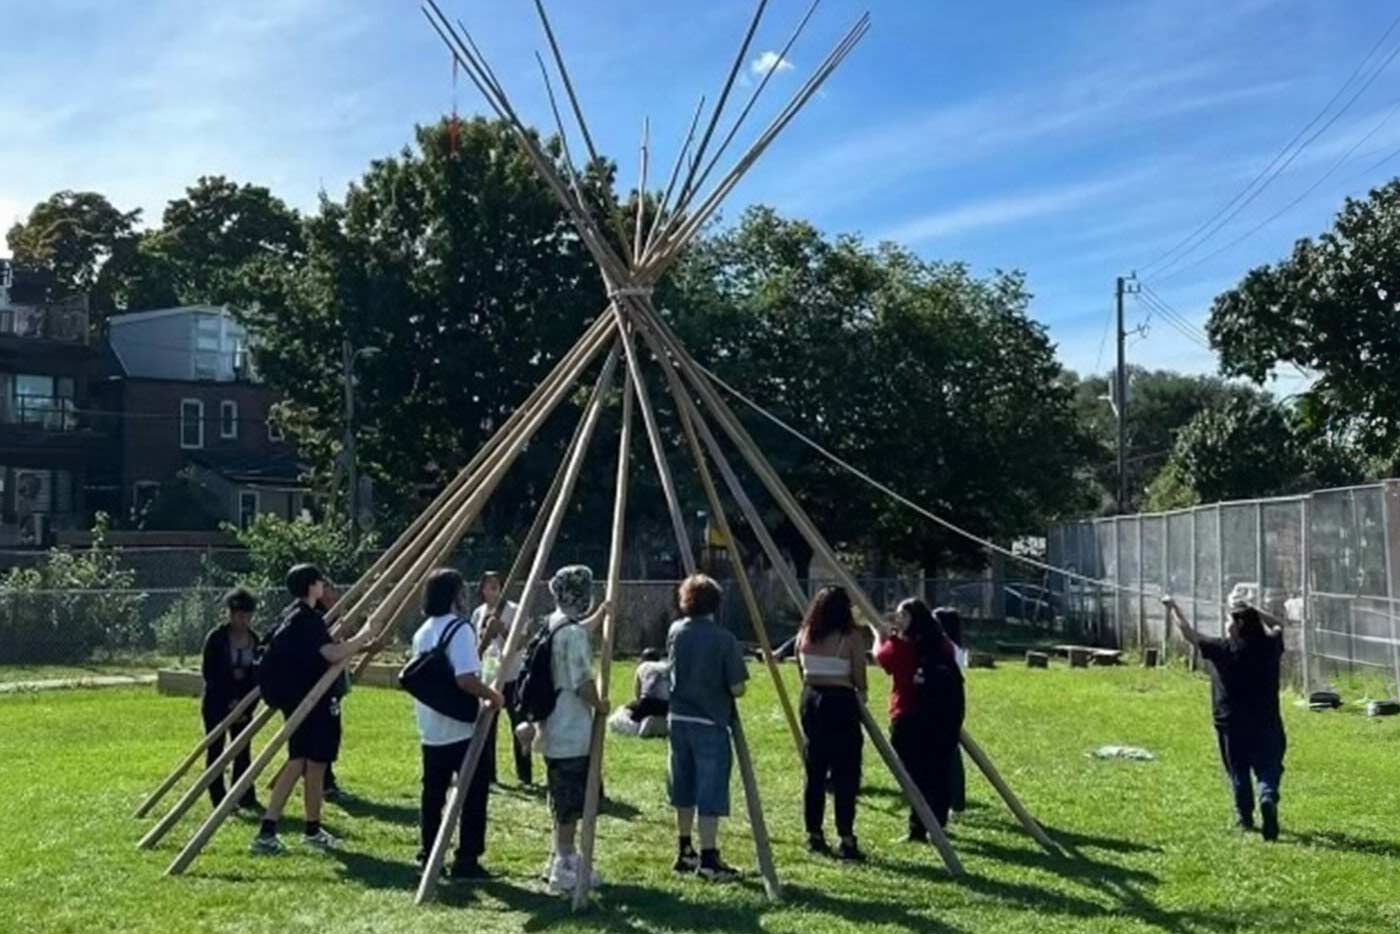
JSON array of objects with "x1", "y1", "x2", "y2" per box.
[
  {"x1": 540, "y1": 852, "x2": 556, "y2": 882},
  {"x1": 302, "y1": 828, "x2": 340, "y2": 852},
  {"x1": 250, "y1": 833, "x2": 286, "y2": 856},
  {"x1": 547, "y1": 854, "x2": 578, "y2": 895}
]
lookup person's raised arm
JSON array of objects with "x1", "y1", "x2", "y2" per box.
[
  {"x1": 850, "y1": 632, "x2": 869, "y2": 699},
  {"x1": 1162, "y1": 596, "x2": 1201, "y2": 646},
  {"x1": 319, "y1": 622, "x2": 373, "y2": 664},
  {"x1": 455, "y1": 670, "x2": 505, "y2": 709},
  {"x1": 580, "y1": 600, "x2": 612, "y2": 634}
]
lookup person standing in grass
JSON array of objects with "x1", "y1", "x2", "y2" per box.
[
  {"x1": 666, "y1": 574, "x2": 748, "y2": 881},
  {"x1": 412, "y1": 568, "x2": 505, "y2": 879},
  {"x1": 797, "y1": 585, "x2": 868, "y2": 862},
  {"x1": 472, "y1": 571, "x2": 532, "y2": 786},
  {"x1": 1164, "y1": 587, "x2": 1287, "y2": 841},
  {"x1": 251, "y1": 564, "x2": 373, "y2": 854},
  {"x1": 876, "y1": 598, "x2": 965, "y2": 836},
  {"x1": 200, "y1": 586, "x2": 264, "y2": 811},
  {"x1": 933, "y1": 606, "x2": 968, "y2": 817}
]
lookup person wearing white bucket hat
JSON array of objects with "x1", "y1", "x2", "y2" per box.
[{"x1": 1163, "y1": 583, "x2": 1287, "y2": 841}]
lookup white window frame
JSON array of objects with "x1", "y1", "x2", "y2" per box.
[
  {"x1": 220, "y1": 400, "x2": 239, "y2": 439},
  {"x1": 238, "y1": 489, "x2": 260, "y2": 529},
  {"x1": 179, "y1": 398, "x2": 205, "y2": 449}
]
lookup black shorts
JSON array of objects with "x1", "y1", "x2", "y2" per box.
[
  {"x1": 287, "y1": 699, "x2": 342, "y2": 764},
  {"x1": 546, "y1": 756, "x2": 590, "y2": 824}
]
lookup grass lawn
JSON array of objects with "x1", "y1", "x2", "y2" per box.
[
  {"x1": 0, "y1": 655, "x2": 178, "y2": 686},
  {"x1": 3, "y1": 659, "x2": 1398, "y2": 934}
]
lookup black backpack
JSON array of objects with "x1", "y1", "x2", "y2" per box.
[
  {"x1": 398, "y1": 617, "x2": 479, "y2": 723},
  {"x1": 514, "y1": 620, "x2": 575, "y2": 724},
  {"x1": 257, "y1": 617, "x2": 302, "y2": 713},
  {"x1": 913, "y1": 650, "x2": 966, "y2": 744}
]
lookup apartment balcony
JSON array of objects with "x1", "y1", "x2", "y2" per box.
[{"x1": 0, "y1": 302, "x2": 89, "y2": 345}]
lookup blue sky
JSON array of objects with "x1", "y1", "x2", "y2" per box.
[{"x1": 4, "y1": 0, "x2": 1397, "y2": 391}]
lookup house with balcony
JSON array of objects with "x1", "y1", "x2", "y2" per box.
[
  {"x1": 0, "y1": 262, "x2": 117, "y2": 544},
  {"x1": 101, "y1": 305, "x2": 311, "y2": 530}
]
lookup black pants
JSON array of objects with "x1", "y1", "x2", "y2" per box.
[
  {"x1": 491, "y1": 680, "x2": 532, "y2": 784},
  {"x1": 891, "y1": 714, "x2": 958, "y2": 833},
  {"x1": 203, "y1": 705, "x2": 254, "y2": 807},
  {"x1": 420, "y1": 738, "x2": 491, "y2": 863},
  {"x1": 949, "y1": 747, "x2": 966, "y2": 812},
  {"x1": 801, "y1": 685, "x2": 863, "y2": 838},
  {"x1": 1215, "y1": 721, "x2": 1286, "y2": 821}
]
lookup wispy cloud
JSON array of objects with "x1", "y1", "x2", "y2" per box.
[
  {"x1": 750, "y1": 50, "x2": 794, "y2": 77},
  {"x1": 880, "y1": 171, "x2": 1146, "y2": 243}
]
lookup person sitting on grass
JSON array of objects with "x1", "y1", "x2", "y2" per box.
[
  {"x1": 1164, "y1": 586, "x2": 1287, "y2": 841},
  {"x1": 513, "y1": 565, "x2": 611, "y2": 895},
  {"x1": 251, "y1": 564, "x2": 372, "y2": 855},
  {"x1": 666, "y1": 574, "x2": 748, "y2": 882},
  {"x1": 412, "y1": 568, "x2": 505, "y2": 880},
  {"x1": 200, "y1": 586, "x2": 264, "y2": 811},
  {"x1": 609, "y1": 648, "x2": 671, "y2": 738},
  {"x1": 876, "y1": 598, "x2": 965, "y2": 836},
  {"x1": 797, "y1": 585, "x2": 868, "y2": 862}
]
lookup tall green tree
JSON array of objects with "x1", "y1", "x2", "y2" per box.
[
  {"x1": 1208, "y1": 178, "x2": 1400, "y2": 471},
  {"x1": 6, "y1": 191, "x2": 141, "y2": 320}
]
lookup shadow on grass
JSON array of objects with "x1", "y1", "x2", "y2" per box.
[
  {"x1": 1288, "y1": 827, "x2": 1400, "y2": 860},
  {"x1": 483, "y1": 880, "x2": 770, "y2": 934},
  {"x1": 333, "y1": 794, "x2": 419, "y2": 827}
]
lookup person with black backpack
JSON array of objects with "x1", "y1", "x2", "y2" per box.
[
  {"x1": 876, "y1": 598, "x2": 966, "y2": 836},
  {"x1": 410, "y1": 568, "x2": 505, "y2": 879},
  {"x1": 512, "y1": 565, "x2": 610, "y2": 895},
  {"x1": 251, "y1": 564, "x2": 373, "y2": 855}
]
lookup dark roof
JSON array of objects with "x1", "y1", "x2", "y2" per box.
[{"x1": 188, "y1": 449, "x2": 308, "y2": 486}]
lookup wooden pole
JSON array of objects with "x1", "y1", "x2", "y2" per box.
[
  {"x1": 731, "y1": 709, "x2": 782, "y2": 900},
  {"x1": 133, "y1": 315, "x2": 613, "y2": 819},
  {"x1": 859, "y1": 705, "x2": 964, "y2": 874},
  {"x1": 959, "y1": 731, "x2": 1058, "y2": 852},
  {"x1": 572, "y1": 360, "x2": 635, "y2": 909},
  {"x1": 159, "y1": 340, "x2": 620, "y2": 872},
  {"x1": 415, "y1": 342, "x2": 622, "y2": 904},
  {"x1": 614, "y1": 305, "x2": 695, "y2": 574},
  {"x1": 655, "y1": 323, "x2": 803, "y2": 755},
  {"x1": 139, "y1": 320, "x2": 616, "y2": 843}
]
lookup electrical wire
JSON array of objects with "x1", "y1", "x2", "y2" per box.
[{"x1": 1140, "y1": 9, "x2": 1400, "y2": 277}]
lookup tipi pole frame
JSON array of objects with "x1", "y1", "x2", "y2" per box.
[
  {"x1": 158, "y1": 334, "x2": 619, "y2": 872},
  {"x1": 415, "y1": 341, "x2": 623, "y2": 904},
  {"x1": 731, "y1": 709, "x2": 782, "y2": 901},
  {"x1": 137, "y1": 318, "x2": 616, "y2": 845},
  {"x1": 133, "y1": 315, "x2": 613, "y2": 819},
  {"x1": 572, "y1": 359, "x2": 635, "y2": 909}
]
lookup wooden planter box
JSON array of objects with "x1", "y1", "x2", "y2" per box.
[{"x1": 157, "y1": 663, "x2": 405, "y2": 698}]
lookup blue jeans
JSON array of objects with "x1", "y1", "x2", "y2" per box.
[
  {"x1": 1216, "y1": 721, "x2": 1286, "y2": 821},
  {"x1": 668, "y1": 719, "x2": 732, "y2": 817}
]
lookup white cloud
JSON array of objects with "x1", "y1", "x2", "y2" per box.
[{"x1": 751, "y1": 50, "x2": 794, "y2": 77}]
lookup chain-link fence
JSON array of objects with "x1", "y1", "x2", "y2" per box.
[
  {"x1": 1048, "y1": 480, "x2": 1400, "y2": 695},
  {"x1": 0, "y1": 571, "x2": 1072, "y2": 670}
]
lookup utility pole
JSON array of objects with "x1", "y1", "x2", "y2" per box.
[
  {"x1": 342, "y1": 341, "x2": 380, "y2": 544},
  {"x1": 1114, "y1": 273, "x2": 1139, "y2": 514}
]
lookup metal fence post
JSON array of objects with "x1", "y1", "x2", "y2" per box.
[
  {"x1": 1215, "y1": 505, "x2": 1226, "y2": 638},
  {"x1": 1136, "y1": 518, "x2": 1146, "y2": 650},
  {"x1": 1162, "y1": 516, "x2": 1171, "y2": 655},
  {"x1": 1300, "y1": 496, "x2": 1311, "y2": 696},
  {"x1": 1380, "y1": 485, "x2": 1400, "y2": 699}
]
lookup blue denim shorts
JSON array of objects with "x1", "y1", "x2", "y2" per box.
[{"x1": 667, "y1": 719, "x2": 732, "y2": 817}]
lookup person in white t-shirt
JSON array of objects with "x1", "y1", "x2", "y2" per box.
[
  {"x1": 470, "y1": 571, "x2": 532, "y2": 786},
  {"x1": 411, "y1": 568, "x2": 504, "y2": 880}
]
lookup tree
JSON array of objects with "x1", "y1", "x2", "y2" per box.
[
  {"x1": 1208, "y1": 178, "x2": 1400, "y2": 470},
  {"x1": 243, "y1": 117, "x2": 615, "y2": 531},
  {"x1": 6, "y1": 191, "x2": 141, "y2": 320},
  {"x1": 662, "y1": 207, "x2": 1098, "y2": 576}
]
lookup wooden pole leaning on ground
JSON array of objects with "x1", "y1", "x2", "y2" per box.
[
  {"x1": 643, "y1": 304, "x2": 1057, "y2": 857},
  {"x1": 158, "y1": 335, "x2": 620, "y2": 873},
  {"x1": 631, "y1": 304, "x2": 965, "y2": 871},
  {"x1": 572, "y1": 365, "x2": 634, "y2": 909},
  {"x1": 416, "y1": 340, "x2": 622, "y2": 904},
  {"x1": 730, "y1": 710, "x2": 782, "y2": 901},
  {"x1": 132, "y1": 314, "x2": 615, "y2": 820},
  {"x1": 138, "y1": 320, "x2": 617, "y2": 848}
]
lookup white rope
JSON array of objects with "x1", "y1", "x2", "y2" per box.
[{"x1": 694, "y1": 360, "x2": 1238, "y2": 612}]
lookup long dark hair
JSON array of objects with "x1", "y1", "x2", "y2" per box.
[
  {"x1": 1230, "y1": 606, "x2": 1267, "y2": 645},
  {"x1": 898, "y1": 598, "x2": 955, "y2": 663},
  {"x1": 800, "y1": 586, "x2": 855, "y2": 647}
]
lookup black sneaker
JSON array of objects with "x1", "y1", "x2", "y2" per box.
[
  {"x1": 807, "y1": 833, "x2": 833, "y2": 857},
  {"x1": 697, "y1": 855, "x2": 740, "y2": 882},
  {"x1": 672, "y1": 847, "x2": 700, "y2": 874},
  {"x1": 239, "y1": 797, "x2": 265, "y2": 813},
  {"x1": 450, "y1": 860, "x2": 493, "y2": 880},
  {"x1": 1260, "y1": 801, "x2": 1279, "y2": 842},
  {"x1": 837, "y1": 838, "x2": 867, "y2": 863},
  {"x1": 324, "y1": 786, "x2": 350, "y2": 804}
]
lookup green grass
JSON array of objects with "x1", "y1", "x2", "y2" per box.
[
  {"x1": 3, "y1": 661, "x2": 1399, "y2": 934},
  {"x1": 0, "y1": 655, "x2": 176, "y2": 686}
]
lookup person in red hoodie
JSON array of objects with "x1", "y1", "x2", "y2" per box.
[{"x1": 875, "y1": 598, "x2": 966, "y2": 838}]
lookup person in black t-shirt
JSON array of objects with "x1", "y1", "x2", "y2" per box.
[
  {"x1": 252, "y1": 564, "x2": 373, "y2": 855},
  {"x1": 200, "y1": 587, "x2": 263, "y2": 811},
  {"x1": 1164, "y1": 593, "x2": 1287, "y2": 841}
]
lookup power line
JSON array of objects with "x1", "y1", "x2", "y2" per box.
[
  {"x1": 1140, "y1": 284, "x2": 1209, "y2": 342},
  {"x1": 1156, "y1": 93, "x2": 1400, "y2": 284},
  {"x1": 1136, "y1": 291, "x2": 1211, "y2": 351},
  {"x1": 1141, "y1": 10, "x2": 1400, "y2": 277}
]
